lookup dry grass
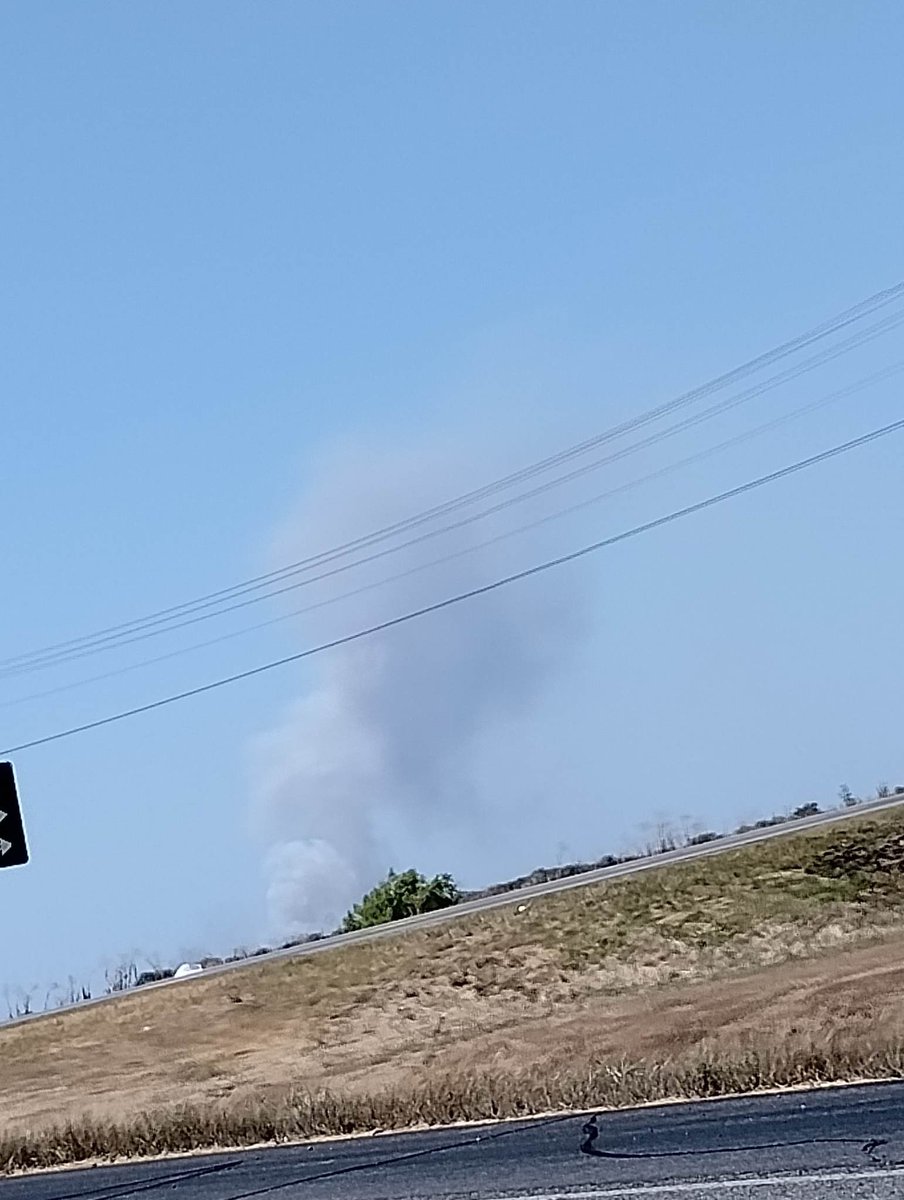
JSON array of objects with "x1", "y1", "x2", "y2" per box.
[
  {"x1": 4, "y1": 808, "x2": 904, "y2": 1169},
  {"x1": 5, "y1": 1034, "x2": 904, "y2": 1173}
]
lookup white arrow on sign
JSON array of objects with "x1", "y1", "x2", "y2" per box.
[
  {"x1": 0, "y1": 838, "x2": 11, "y2": 856},
  {"x1": 0, "y1": 810, "x2": 6, "y2": 824}
]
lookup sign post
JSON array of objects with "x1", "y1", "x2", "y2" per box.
[{"x1": 0, "y1": 761, "x2": 29, "y2": 868}]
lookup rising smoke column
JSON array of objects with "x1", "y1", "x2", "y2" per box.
[{"x1": 250, "y1": 429, "x2": 593, "y2": 936}]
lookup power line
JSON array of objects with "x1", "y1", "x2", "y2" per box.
[
  {"x1": 3, "y1": 360, "x2": 900, "y2": 711},
  {"x1": 4, "y1": 414, "x2": 901, "y2": 756},
  {"x1": 5, "y1": 308, "x2": 903, "y2": 682},
  {"x1": 3, "y1": 278, "x2": 903, "y2": 673}
]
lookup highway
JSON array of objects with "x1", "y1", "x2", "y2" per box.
[
  {"x1": 4, "y1": 1083, "x2": 904, "y2": 1198},
  {"x1": 4, "y1": 792, "x2": 904, "y2": 1031}
]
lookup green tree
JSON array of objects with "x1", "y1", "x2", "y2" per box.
[{"x1": 341, "y1": 868, "x2": 461, "y2": 932}]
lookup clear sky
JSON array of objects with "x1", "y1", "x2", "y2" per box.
[{"x1": 2, "y1": 2, "x2": 903, "y2": 1001}]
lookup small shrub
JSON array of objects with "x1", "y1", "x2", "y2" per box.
[
  {"x1": 792, "y1": 803, "x2": 821, "y2": 818},
  {"x1": 342, "y1": 869, "x2": 461, "y2": 932}
]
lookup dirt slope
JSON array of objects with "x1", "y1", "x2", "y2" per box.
[{"x1": 3, "y1": 809, "x2": 904, "y2": 1137}]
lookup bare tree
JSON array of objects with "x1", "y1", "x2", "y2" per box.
[
  {"x1": 4, "y1": 986, "x2": 35, "y2": 1019},
  {"x1": 839, "y1": 783, "x2": 858, "y2": 808},
  {"x1": 104, "y1": 959, "x2": 139, "y2": 994}
]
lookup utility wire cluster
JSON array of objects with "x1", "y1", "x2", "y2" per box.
[{"x1": 2, "y1": 279, "x2": 903, "y2": 750}]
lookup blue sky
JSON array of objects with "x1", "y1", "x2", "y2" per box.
[{"x1": 2, "y1": 2, "x2": 903, "y2": 1000}]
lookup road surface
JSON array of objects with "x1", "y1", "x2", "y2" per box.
[
  {"x1": 5, "y1": 1083, "x2": 904, "y2": 1198},
  {"x1": 5, "y1": 793, "x2": 904, "y2": 1030}
]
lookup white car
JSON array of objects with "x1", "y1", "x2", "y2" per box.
[{"x1": 173, "y1": 962, "x2": 204, "y2": 979}]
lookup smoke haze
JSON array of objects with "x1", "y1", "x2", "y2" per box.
[{"x1": 250, "y1": 426, "x2": 596, "y2": 936}]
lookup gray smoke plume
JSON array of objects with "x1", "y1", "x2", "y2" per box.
[{"x1": 250, "y1": 425, "x2": 594, "y2": 936}]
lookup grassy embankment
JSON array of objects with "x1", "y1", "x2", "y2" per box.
[{"x1": 4, "y1": 808, "x2": 904, "y2": 1170}]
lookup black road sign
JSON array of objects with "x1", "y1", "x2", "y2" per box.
[{"x1": 0, "y1": 761, "x2": 29, "y2": 868}]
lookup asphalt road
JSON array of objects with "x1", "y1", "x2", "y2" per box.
[
  {"x1": 5, "y1": 1083, "x2": 904, "y2": 1199},
  {"x1": 5, "y1": 793, "x2": 904, "y2": 1032}
]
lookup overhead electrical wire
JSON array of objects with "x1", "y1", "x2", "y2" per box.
[
  {"x1": 4, "y1": 414, "x2": 902, "y2": 756},
  {"x1": 2, "y1": 359, "x2": 901, "y2": 711},
  {"x1": 3, "y1": 359, "x2": 900, "y2": 712},
  {"x1": 4, "y1": 307, "x2": 904, "y2": 683},
  {"x1": 3, "y1": 278, "x2": 904, "y2": 674}
]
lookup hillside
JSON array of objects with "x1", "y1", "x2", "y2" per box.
[{"x1": 5, "y1": 807, "x2": 904, "y2": 1170}]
